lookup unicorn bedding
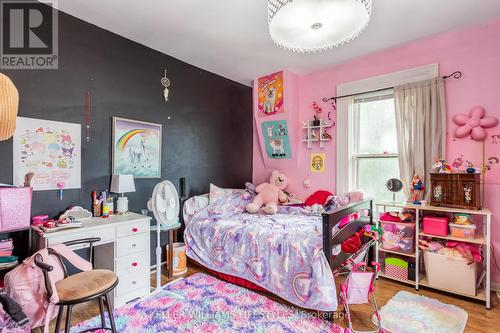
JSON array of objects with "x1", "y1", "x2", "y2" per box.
[{"x1": 183, "y1": 191, "x2": 338, "y2": 311}]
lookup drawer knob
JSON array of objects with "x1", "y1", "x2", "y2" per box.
[
  {"x1": 132, "y1": 228, "x2": 138, "y2": 232},
  {"x1": 132, "y1": 281, "x2": 137, "y2": 285},
  {"x1": 132, "y1": 243, "x2": 137, "y2": 248},
  {"x1": 131, "y1": 262, "x2": 138, "y2": 267}
]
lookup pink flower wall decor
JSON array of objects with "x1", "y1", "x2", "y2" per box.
[{"x1": 453, "y1": 106, "x2": 499, "y2": 141}]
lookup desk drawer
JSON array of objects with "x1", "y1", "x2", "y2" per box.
[
  {"x1": 114, "y1": 284, "x2": 150, "y2": 308},
  {"x1": 115, "y1": 269, "x2": 150, "y2": 297},
  {"x1": 116, "y1": 250, "x2": 150, "y2": 276},
  {"x1": 116, "y1": 219, "x2": 150, "y2": 238},
  {"x1": 116, "y1": 233, "x2": 149, "y2": 257},
  {"x1": 46, "y1": 226, "x2": 115, "y2": 247}
]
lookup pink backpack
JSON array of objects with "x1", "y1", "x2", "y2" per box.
[{"x1": 4, "y1": 244, "x2": 93, "y2": 332}]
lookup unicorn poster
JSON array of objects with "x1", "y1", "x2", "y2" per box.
[
  {"x1": 261, "y1": 120, "x2": 291, "y2": 159},
  {"x1": 257, "y1": 71, "x2": 284, "y2": 117},
  {"x1": 112, "y1": 117, "x2": 162, "y2": 178},
  {"x1": 13, "y1": 117, "x2": 81, "y2": 191}
]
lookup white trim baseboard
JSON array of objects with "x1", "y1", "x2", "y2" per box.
[{"x1": 492, "y1": 281, "x2": 500, "y2": 292}]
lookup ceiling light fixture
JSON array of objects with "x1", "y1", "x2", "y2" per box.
[{"x1": 267, "y1": 0, "x2": 372, "y2": 53}]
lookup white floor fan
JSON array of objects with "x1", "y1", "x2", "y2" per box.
[{"x1": 147, "y1": 180, "x2": 181, "y2": 291}]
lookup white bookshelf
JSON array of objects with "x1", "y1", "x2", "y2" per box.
[
  {"x1": 302, "y1": 120, "x2": 332, "y2": 149},
  {"x1": 375, "y1": 202, "x2": 492, "y2": 309}
]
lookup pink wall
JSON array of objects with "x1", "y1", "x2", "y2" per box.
[{"x1": 253, "y1": 18, "x2": 500, "y2": 283}]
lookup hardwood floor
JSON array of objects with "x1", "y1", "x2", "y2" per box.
[{"x1": 45, "y1": 263, "x2": 499, "y2": 333}]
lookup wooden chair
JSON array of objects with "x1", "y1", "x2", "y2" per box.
[{"x1": 34, "y1": 237, "x2": 118, "y2": 333}]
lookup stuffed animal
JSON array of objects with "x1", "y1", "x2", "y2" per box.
[{"x1": 246, "y1": 171, "x2": 289, "y2": 214}]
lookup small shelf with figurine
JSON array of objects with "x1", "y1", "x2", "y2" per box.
[{"x1": 302, "y1": 102, "x2": 334, "y2": 149}]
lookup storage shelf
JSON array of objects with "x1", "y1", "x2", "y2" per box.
[
  {"x1": 378, "y1": 272, "x2": 416, "y2": 286},
  {"x1": 379, "y1": 247, "x2": 416, "y2": 258},
  {"x1": 419, "y1": 232, "x2": 485, "y2": 245},
  {"x1": 376, "y1": 202, "x2": 492, "y2": 216},
  {"x1": 419, "y1": 277, "x2": 486, "y2": 301}
]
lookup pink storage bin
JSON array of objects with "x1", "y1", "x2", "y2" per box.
[
  {"x1": 380, "y1": 220, "x2": 415, "y2": 253},
  {"x1": 423, "y1": 216, "x2": 449, "y2": 237},
  {"x1": 0, "y1": 187, "x2": 32, "y2": 232}
]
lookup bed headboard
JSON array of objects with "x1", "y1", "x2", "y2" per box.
[{"x1": 322, "y1": 199, "x2": 373, "y2": 268}]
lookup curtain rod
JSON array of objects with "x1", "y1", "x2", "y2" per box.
[{"x1": 322, "y1": 71, "x2": 463, "y2": 103}]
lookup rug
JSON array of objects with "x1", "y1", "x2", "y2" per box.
[
  {"x1": 73, "y1": 273, "x2": 345, "y2": 333},
  {"x1": 376, "y1": 291, "x2": 468, "y2": 333}
]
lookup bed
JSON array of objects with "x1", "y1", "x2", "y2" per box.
[{"x1": 183, "y1": 190, "x2": 373, "y2": 311}]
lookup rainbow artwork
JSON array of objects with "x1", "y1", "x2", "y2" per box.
[{"x1": 112, "y1": 117, "x2": 162, "y2": 178}]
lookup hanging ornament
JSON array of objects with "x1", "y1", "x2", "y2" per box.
[{"x1": 161, "y1": 69, "x2": 171, "y2": 102}]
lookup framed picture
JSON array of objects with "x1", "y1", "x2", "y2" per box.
[
  {"x1": 257, "y1": 71, "x2": 284, "y2": 117},
  {"x1": 261, "y1": 120, "x2": 291, "y2": 159},
  {"x1": 13, "y1": 117, "x2": 81, "y2": 191},
  {"x1": 112, "y1": 117, "x2": 162, "y2": 178},
  {"x1": 310, "y1": 153, "x2": 326, "y2": 173}
]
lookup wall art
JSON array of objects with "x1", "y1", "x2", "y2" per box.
[
  {"x1": 261, "y1": 120, "x2": 291, "y2": 159},
  {"x1": 112, "y1": 117, "x2": 162, "y2": 178},
  {"x1": 310, "y1": 153, "x2": 326, "y2": 173},
  {"x1": 13, "y1": 117, "x2": 81, "y2": 191},
  {"x1": 257, "y1": 71, "x2": 284, "y2": 117}
]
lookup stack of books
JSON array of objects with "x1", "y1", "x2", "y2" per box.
[{"x1": 0, "y1": 239, "x2": 17, "y2": 270}]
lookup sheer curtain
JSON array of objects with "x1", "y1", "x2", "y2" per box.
[{"x1": 394, "y1": 78, "x2": 446, "y2": 199}]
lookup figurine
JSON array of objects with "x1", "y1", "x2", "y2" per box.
[
  {"x1": 465, "y1": 160, "x2": 476, "y2": 174},
  {"x1": 410, "y1": 174, "x2": 425, "y2": 204},
  {"x1": 432, "y1": 158, "x2": 452, "y2": 173}
]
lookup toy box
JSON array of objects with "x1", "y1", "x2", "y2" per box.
[
  {"x1": 0, "y1": 187, "x2": 32, "y2": 232},
  {"x1": 423, "y1": 216, "x2": 448, "y2": 236},
  {"x1": 424, "y1": 251, "x2": 478, "y2": 296},
  {"x1": 380, "y1": 220, "x2": 415, "y2": 253}
]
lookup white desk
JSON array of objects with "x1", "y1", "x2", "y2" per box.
[{"x1": 33, "y1": 213, "x2": 151, "y2": 308}]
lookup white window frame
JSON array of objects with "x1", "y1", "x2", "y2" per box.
[
  {"x1": 336, "y1": 64, "x2": 438, "y2": 195},
  {"x1": 351, "y1": 90, "x2": 398, "y2": 193}
]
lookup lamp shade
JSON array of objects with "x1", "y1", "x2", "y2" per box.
[
  {"x1": 110, "y1": 174, "x2": 136, "y2": 194},
  {"x1": 0, "y1": 73, "x2": 19, "y2": 141}
]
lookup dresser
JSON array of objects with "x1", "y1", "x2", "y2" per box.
[{"x1": 32, "y1": 213, "x2": 151, "y2": 308}]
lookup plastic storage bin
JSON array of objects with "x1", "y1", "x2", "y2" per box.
[
  {"x1": 449, "y1": 223, "x2": 477, "y2": 239},
  {"x1": 380, "y1": 220, "x2": 415, "y2": 253},
  {"x1": 423, "y1": 216, "x2": 448, "y2": 236},
  {"x1": 424, "y1": 251, "x2": 478, "y2": 296}
]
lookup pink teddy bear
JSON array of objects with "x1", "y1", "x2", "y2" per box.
[{"x1": 246, "y1": 171, "x2": 289, "y2": 214}]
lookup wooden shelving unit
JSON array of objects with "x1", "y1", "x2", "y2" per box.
[{"x1": 375, "y1": 202, "x2": 492, "y2": 309}]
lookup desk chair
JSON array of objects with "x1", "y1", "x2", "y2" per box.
[{"x1": 34, "y1": 237, "x2": 118, "y2": 333}]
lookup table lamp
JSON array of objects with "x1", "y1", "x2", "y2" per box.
[{"x1": 110, "y1": 174, "x2": 135, "y2": 214}]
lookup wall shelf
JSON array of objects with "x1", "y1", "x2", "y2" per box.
[
  {"x1": 375, "y1": 202, "x2": 492, "y2": 309},
  {"x1": 302, "y1": 120, "x2": 333, "y2": 149}
]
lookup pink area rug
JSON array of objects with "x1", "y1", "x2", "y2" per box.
[
  {"x1": 74, "y1": 273, "x2": 345, "y2": 332},
  {"x1": 376, "y1": 291, "x2": 468, "y2": 333}
]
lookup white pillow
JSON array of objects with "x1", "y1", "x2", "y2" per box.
[
  {"x1": 209, "y1": 183, "x2": 245, "y2": 204},
  {"x1": 183, "y1": 194, "x2": 209, "y2": 225}
]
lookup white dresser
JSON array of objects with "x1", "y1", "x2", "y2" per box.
[{"x1": 33, "y1": 213, "x2": 151, "y2": 308}]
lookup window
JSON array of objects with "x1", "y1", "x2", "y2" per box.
[{"x1": 351, "y1": 90, "x2": 403, "y2": 202}]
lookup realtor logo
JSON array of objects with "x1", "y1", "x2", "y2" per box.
[{"x1": 1, "y1": 0, "x2": 58, "y2": 69}]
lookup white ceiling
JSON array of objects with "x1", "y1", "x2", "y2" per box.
[{"x1": 58, "y1": 0, "x2": 500, "y2": 86}]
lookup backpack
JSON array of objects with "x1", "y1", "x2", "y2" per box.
[{"x1": 4, "y1": 244, "x2": 93, "y2": 332}]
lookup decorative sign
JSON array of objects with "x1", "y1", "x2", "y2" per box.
[
  {"x1": 310, "y1": 153, "x2": 326, "y2": 173},
  {"x1": 13, "y1": 117, "x2": 81, "y2": 191},
  {"x1": 257, "y1": 71, "x2": 284, "y2": 117},
  {"x1": 261, "y1": 120, "x2": 291, "y2": 159},
  {"x1": 112, "y1": 117, "x2": 162, "y2": 178}
]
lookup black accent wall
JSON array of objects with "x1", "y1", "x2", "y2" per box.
[{"x1": 0, "y1": 9, "x2": 253, "y2": 218}]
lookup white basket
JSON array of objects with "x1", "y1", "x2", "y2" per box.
[{"x1": 424, "y1": 251, "x2": 478, "y2": 296}]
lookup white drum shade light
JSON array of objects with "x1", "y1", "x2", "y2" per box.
[{"x1": 268, "y1": 0, "x2": 372, "y2": 53}]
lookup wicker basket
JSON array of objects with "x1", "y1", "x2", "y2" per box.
[{"x1": 429, "y1": 173, "x2": 481, "y2": 210}]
